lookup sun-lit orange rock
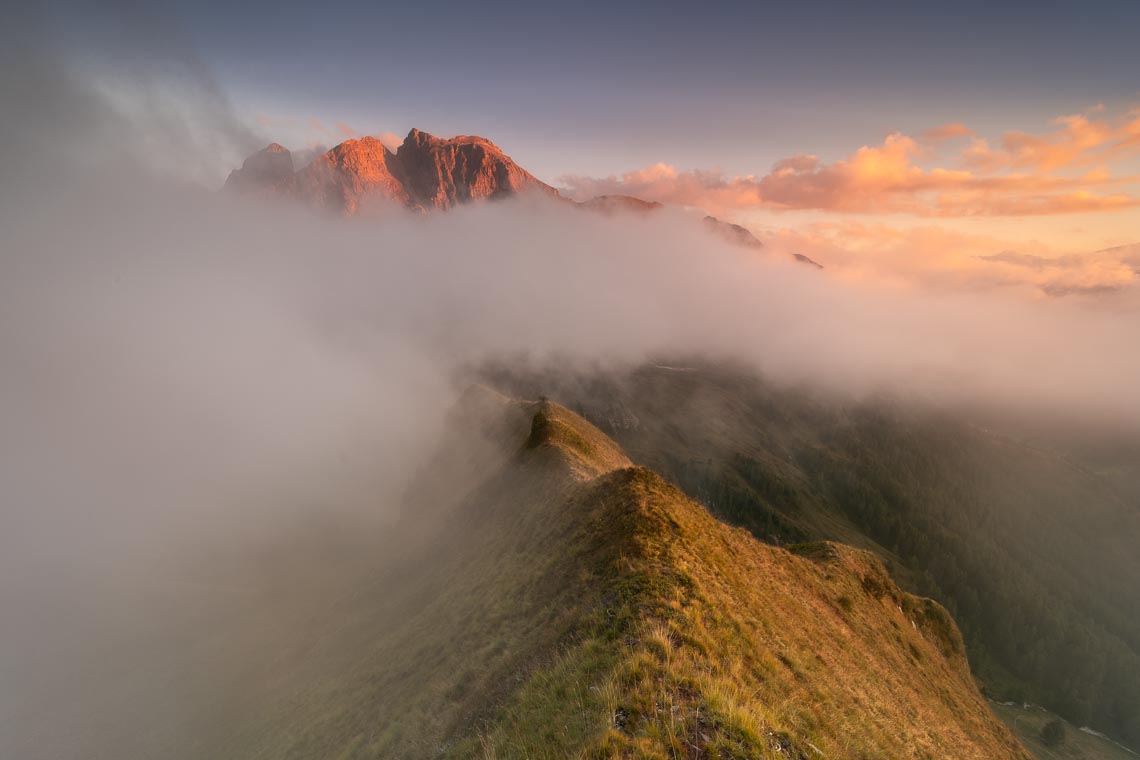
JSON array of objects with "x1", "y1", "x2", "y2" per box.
[
  {"x1": 225, "y1": 130, "x2": 830, "y2": 266},
  {"x1": 291, "y1": 136, "x2": 408, "y2": 214},
  {"x1": 396, "y1": 128, "x2": 558, "y2": 210},
  {"x1": 229, "y1": 129, "x2": 557, "y2": 215}
]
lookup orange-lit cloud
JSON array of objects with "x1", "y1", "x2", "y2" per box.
[
  {"x1": 561, "y1": 107, "x2": 1140, "y2": 218},
  {"x1": 765, "y1": 222, "x2": 1140, "y2": 297},
  {"x1": 963, "y1": 108, "x2": 1140, "y2": 172}
]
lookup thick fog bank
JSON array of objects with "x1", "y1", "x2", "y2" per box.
[{"x1": 7, "y1": 176, "x2": 1138, "y2": 572}]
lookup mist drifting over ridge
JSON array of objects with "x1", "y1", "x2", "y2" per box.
[
  {"x1": 4, "y1": 2, "x2": 1140, "y2": 625},
  {"x1": 2, "y1": 13, "x2": 1140, "y2": 759}
]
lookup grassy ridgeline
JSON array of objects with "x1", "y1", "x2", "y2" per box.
[
  {"x1": 480, "y1": 362, "x2": 1140, "y2": 752},
  {"x1": 227, "y1": 395, "x2": 1027, "y2": 759}
]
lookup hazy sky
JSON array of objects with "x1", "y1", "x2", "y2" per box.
[
  {"x1": 136, "y1": 1, "x2": 1139, "y2": 173},
  {"x1": 28, "y1": 0, "x2": 1140, "y2": 289}
]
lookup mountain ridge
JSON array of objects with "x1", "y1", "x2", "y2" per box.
[
  {"x1": 225, "y1": 128, "x2": 557, "y2": 214},
  {"x1": 479, "y1": 359, "x2": 1140, "y2": 754},
  {"x1": 221, "y1": 392, "x2": 1029, "y2": 758},
  {"x1": 225, "y1": 128, "x2": 788, "y2": 258}
]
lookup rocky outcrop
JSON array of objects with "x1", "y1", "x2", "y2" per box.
[
  {"x1": 223, "y1": 131, "x2": 815, "y2": 269},
  {"x1": 396, "y1": 128, "x2": 557, "y2": 209},
  {"x1": 230, "y1": 129, "x2": 556, "y2": 214},
  {"x1": 291, "y1": 136, "x2": 408, "y2": 214},
  {"x1": 223, "y1": 143, "x2": 294, "y2": 193}
]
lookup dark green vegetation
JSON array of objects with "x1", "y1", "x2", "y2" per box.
[
  {"x1": 200, "y1": 391, "x2": 1026, "y2": 757},
  {"x1": 992, "y1": 702, "x2": 1139, "y2": 760},
  {"x1": 1042, "y1": 719, "x2": 1068, "y2": 748},
  {"x1": 482, "y1": 361, "x2": 1140, "y2": 753}
]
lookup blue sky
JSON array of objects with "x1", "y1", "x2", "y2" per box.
[{"x1": 133, "y1": 0, "x2": 1140, "y2": 181}]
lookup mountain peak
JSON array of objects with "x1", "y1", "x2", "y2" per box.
[
  {"x1": 221, "y1": 131, "x2": 809, "y2": 268},
  {"x1": 395, "y1": 127, "x2": 557, "y2": 209},
  {"x1": 325, "y1": 135, "x2": 397, "y2": 162},
  {"x1": 291, "y1": 135, "x2": 407, "y2": 213},
  {"x1": 403, "y1": 127, "x2": 497, "y2": 149},
  {"x1": 523, "y1": 400, "x2": 632, "y2": 478},
  {"x1": 223, "y1": 142, "x2": 294, "y2": 193},
  {"x1": 228, "y1": 129, "x2": 557, "y2": 213}
]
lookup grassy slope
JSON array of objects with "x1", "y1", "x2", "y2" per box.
[
  {"x1": 233, "y1": 397, "x2": 1027, "y2": 759},
  {"x1": 480, "y1": 362, "x2": 1140, "y2": 751}
]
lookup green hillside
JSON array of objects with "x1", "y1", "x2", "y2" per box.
[
  {"x1": 216, "y1": 391, "x2": 1027, "y2": 758},
  {"x1": 481, "y1": 361, "x2": 1140, "y2": 753}
]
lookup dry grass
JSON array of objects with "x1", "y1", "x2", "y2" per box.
[{"x1": 233, "y1": 398, "x2": 1029, "y2": 759}]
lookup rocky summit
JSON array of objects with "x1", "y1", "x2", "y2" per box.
[
  {"x1": 226, "y1": 128, "x2": 555, "y2": 214},
  {"x1": 223, "y1": 128, "x2": 823, "y2": 260}
]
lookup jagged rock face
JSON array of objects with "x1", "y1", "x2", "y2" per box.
[
  {"x1": 230, "y1": 129, "x2": 556, "y2": 214},
  {"x1": 291, "y1": 136, "x2": 408, "y2": 214},
  {"x1": 396, "y1": 128, "x2": 557, "y2": 210},
  {"x1": 224, "y1": 143, "x2": 294, "y2": 193},
  {"x1": 223, "y1": 133, "x2": 811, "y2": 268}
]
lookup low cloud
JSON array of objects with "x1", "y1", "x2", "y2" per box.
[
  {"x1": 976, "y1": 245, "x2": 1140, "y2": 295},
  {"x1": 759, "y1": 220, "x2": 1140, "y2": 297},
  {"x1": 6, "y1": 61, "x2": 1140, "y2": 577}
]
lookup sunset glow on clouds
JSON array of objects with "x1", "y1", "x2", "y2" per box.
[
  {"x1": 560, "y1": 107, "x2": 1140, "y2": 219},
  {"x1": 962, "y1": 109, "x2": 1140, "y2": 173},
  {"x1": 242, "y1": 104, "x2": 1140, "y2": 299},
  {"x1": 559, "y1": 106, "x2": 1140, "y2": 298},
  {"x1": 761, "y1": 222, "x2": 1140, "y2": 297}
]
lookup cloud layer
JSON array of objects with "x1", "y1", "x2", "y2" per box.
[
  {"x1": 761, "y1": 222, "x2": 1140, "y2": 297},
  {"x1": 560, "y1": 108, "x2": 1140, "y2": 218}
]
